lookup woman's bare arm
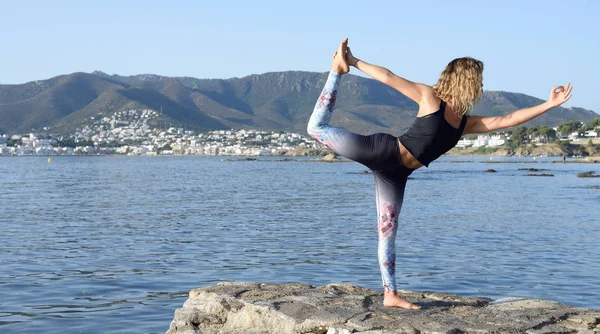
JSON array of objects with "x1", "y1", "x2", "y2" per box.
[
  {"x1": 346, "y1": 47, "x2": 430, "y2": 105},
  {"x1": 464, "y1": 83, "x2": 573, "y2": 134}
]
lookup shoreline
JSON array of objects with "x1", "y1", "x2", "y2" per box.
[
  {"x1": 2, "y1": 149, "x2": 600, "y2": 164},
  {"x1": 2, "y1": 156, "x2": 600, "y2": 164},
  {"x1": 445, "y1": 142, "x2": 600, "y2": 159}
]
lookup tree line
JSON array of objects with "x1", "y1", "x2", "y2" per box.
[{"x1": 468, "y1": 118, "x2": 599, "y2": 142}]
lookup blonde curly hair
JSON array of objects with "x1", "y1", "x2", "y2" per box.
[{"x1": 432, "y1": 57, "x2": 484, "y2": 116}]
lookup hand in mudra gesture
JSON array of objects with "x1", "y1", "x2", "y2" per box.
[{"x1": 548, "y1": 83, "x2": 573, "y2": 108}]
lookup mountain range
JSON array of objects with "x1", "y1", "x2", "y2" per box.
[{"x1": 0, "y1": 71, "x2": 597, "y2": 136}]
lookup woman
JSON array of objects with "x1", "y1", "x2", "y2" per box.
[{"x1": 307, "y1": 38, "x2": 572, "y2": 309}]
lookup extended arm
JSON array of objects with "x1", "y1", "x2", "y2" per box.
[
  {"x1": 464, "y1": 83, "x2": 573, "y2": 134},
  {"x1": 346, "y1": 47, "x2": 429, "y2": 105}
]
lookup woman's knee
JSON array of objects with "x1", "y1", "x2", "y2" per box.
[
  {"x1": 307, "y1": 123, "x2": 319, "y2": 139},
  {"x1": 307, "y1": 122, "x2": 331, "y2": 141}
]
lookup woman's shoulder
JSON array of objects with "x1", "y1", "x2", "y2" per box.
[{"x1": 417, "y1": 88, "x2": 442, "y2": 116}]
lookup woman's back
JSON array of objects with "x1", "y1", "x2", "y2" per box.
[{"x1": 399, "y1": 100, "x2": 467, "y2": 167}]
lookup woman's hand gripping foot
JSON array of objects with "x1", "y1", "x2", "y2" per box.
[{"x1": 331, "y1": 38, "x2": 350, "y2": 74}]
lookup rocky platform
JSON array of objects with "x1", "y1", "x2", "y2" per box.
[{"x1": 167, "y1": 282, "x2": 600, "y2": 334}]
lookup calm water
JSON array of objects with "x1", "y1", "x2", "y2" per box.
[{"x1": 1, "y1": 155, "x2": 599, "y2": 333}]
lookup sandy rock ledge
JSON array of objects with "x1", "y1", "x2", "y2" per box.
[{"x1": 167, "y1": 282, "x2": 600, "y2": 334}]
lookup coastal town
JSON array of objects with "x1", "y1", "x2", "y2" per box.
[
  {"x1": 0, "y1": 109, "x2": 320, "y2": 156},
  {"x1": 0, "y1": 108, "x2": 598, "y2": 156}
]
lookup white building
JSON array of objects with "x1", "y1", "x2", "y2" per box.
[
  {"x1": 456, "y1": 138, "x2": 473, "y2": 148},
  {"x1": 529, "y1": 135, "x2": 546, "y2": 143},
  {"x1": 488, "y1": 135, "x2": 507, "y2": 147},
  {"x1": 34, "y1": 139, "x2": 53, "y2": 149},
  {"x1": 568, "y1": 132, "x2": 580, "y2": 141},
  {"x1": 472, "y1": 135, "x2": 490, "y2": 148},
  {"x1": 35, "y1": 147, "x2": 53, "y2": 155},
  {"x1": 133, "y1": 146, "x2": 150, "y2": 155}
]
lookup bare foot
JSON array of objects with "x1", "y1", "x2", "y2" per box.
[
  {"x1": 383, "y1": 291, "x2": 421, "y2": 309},
  {"x1": 331, "y1": 38, "x2": 350, "y2": 74}
]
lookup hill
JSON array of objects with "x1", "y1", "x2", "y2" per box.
[{"x1": 0, "y1": 71, "x2": 597, "y2": 135}]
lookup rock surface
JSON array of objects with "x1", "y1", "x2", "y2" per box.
[
  {"x1": 319, "y1": 154, "x2": 347, "y2": 162},
  {"x1": 577, "y1": 171, "x2": 600, "y2": 178},
  {"x1": 167, "y1": 282, "x2": 600, "y2": 334}
]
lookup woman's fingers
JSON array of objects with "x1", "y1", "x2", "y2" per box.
[{"x1": 565, "y1": 83, "x2": 573, "y2": 95}]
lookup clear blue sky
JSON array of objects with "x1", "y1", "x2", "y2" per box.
[{"x1": 1, "y1": 0, "x2": 598, "y2": 113}]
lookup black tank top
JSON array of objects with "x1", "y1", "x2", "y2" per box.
[{"x1": 398, "y1": 100, "x2": 467, "y2": 167}]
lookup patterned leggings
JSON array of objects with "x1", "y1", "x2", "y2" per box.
[{"x1": 307, "y1": 72, "x2": 414, "y2": 293}]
